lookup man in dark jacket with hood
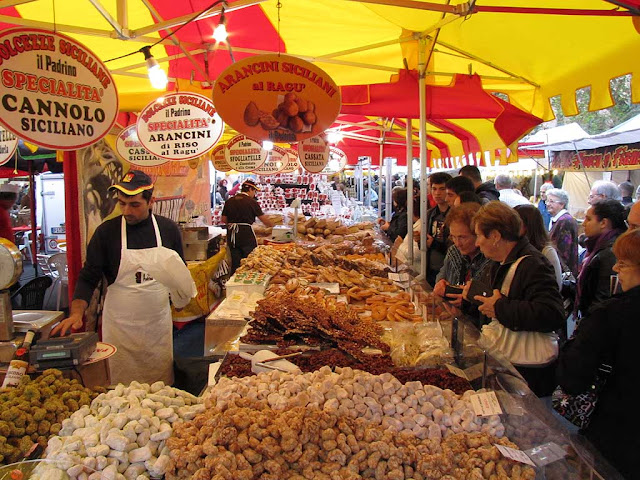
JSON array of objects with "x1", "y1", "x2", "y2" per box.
[{"x1": 459, "y1": 165, "x2": 499, "y2": 204}]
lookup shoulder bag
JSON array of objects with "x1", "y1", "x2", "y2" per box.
[{"x1": 478, "y1": 255, "x2": 559, "y2": 367}]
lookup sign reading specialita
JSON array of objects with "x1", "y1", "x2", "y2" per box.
[
  {"x1": 224, "y1": 135, "x2": 267, "y2": 172},
  {"x1": 299, "y1": 135, "x2": 330, "y2": 173},
  {"x1": 279, "y1": 148, "x2": 300, "y2": 173},
  {"x1": 0, "y1": 126, "x2": 18, "y2": 167},
  {"x1": 137, "y1": 92, "x2": 224, "y2": 161},
  {"x1": 323, "y1": 146, "x2": 348, "y2": 174},
  {"x1": 255, "y1": 145, "x2": 289, "y2": 175},
  {"x1": 116, "y1": 125, "x2": 167, "y2": 168},
  {"x1": 0, "y1": 28, "x2": 118, "y2": 150},
  {"x1": 211, "y1": 144, "x2": 232, "y2": 172},
  {"x1": 212, "y1": 54, "x2": 341, "y2": 143}
]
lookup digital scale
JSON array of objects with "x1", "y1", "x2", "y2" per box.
[{"x1": 29, "y1": 332, "x2": 98, "y2": 369}]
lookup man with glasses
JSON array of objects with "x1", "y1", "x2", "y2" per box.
[
  {"x1": 588, "y1": 180, "x2": 622, "y2": 206},
  {"x1": 546, "y1": 188, "x2": 579, "y2": 277}
]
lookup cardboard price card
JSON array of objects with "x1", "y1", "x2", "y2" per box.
[
  {"x1": 224, "y1": 135, "x2": 268, "y2": 172},
  {"x1": 0, "y1": 28, "x2": 118, "y2": 150},
  {"x1": 212, "y1": 54, "x2": 341, "y2": 143},
  {"x1": 0, "y1": 125, "x2": 18, "y2": 166},
  {"x1": 469, "y1": 391, "x2": 503, "y2": 416},
  {"x1": 495, "y1": 444, "x2": 537, "y2": 467},
  {"x1": 211, "y1": 144, "x2": 232, "y2": 172},
  {"x1": 137, "y1": 92, "x2": 224, "y2": 161},
  {"x1": 116, "y1": 125, "x2": 167, "y2": 167}
]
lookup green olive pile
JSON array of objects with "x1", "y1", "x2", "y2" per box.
[{"x1": 0, "y1": 369, "x2": 105, "y2": 465}]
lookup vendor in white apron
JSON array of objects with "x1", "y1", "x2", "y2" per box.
[
  {"x1": 52, "y1": 170, "x2": 195, "y2": 385},
  {"x1": 221, "y1": 179, "x2": 273, "y2": 274}
]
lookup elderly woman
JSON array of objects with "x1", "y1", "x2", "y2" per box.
[
  {"x1": 377, "y1": 187, "x2": 408, "y2": 242},
  {"x1": 433, "y1": 203, "x2": 491, "y2": 308},
  {"x1": 546, "y1": 188, "x2": 579, "y2": 277},
  {"x1": 465, "y1": 202, "x2": 565, "y2": 396},
  {"x1": 557, "y1": 229, "x2": 640, "y2": 479},
  {"x1": 575, "y1": 199, "x2": 626, "y2": 319}
]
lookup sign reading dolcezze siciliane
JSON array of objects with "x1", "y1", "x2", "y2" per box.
[{"x1": 0, "y1": 28, "x2": 118, "y2": 150}]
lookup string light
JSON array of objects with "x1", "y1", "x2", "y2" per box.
[{"x1": 141, "y1": 46, "x2": 168, "y2": 90}]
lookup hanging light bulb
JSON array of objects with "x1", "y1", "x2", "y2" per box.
[
  {"x1": 326, "y1": 131, "x2": 343, "y2": 144},
  {"x1": 141, "y1": 46, "x2": 168, "y2": 90},
  {"x1": 213, "y1": 8, "x2": 228, "y2": 43},
  {"x1": 262, "y1": 140, "x2": 274, "y2": 151}
]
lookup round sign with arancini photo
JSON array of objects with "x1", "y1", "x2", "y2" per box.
[{"x1": 212, "y1": 54, "x2": 341, "y2": 143}]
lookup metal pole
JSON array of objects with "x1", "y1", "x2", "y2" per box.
[
  {"x1": 406, "y1": 119, "x2": 414, "y2": 267},
  {"x1": 385, "y1": 156, "x2": 393, "y2": 222},
  {"x1": 378, "y1": 154, "x2": 384, "y2": 216},
  {"x1": 418, "y1": 39, "x2": 429, "y2": 280}
]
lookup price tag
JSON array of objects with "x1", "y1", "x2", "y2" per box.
[
  {"x1": 495, "y1": 444, "x2": 537, "y2": 467},
  {"x1": 208, "y1": 361, "x2": 222, "y2": 386},
  {"x1": 445, "y1": 364, "x2": 469, "y2": 380},
  {"x1": 464, "y1": 363, "x2": 490, "y2": 381},
  {"x1": 388, "y1": 272, "x2": 411, "y2": 282},
  {"x1": 310, "y1": 283, "x2": 340, "y2": 294},
  {"x1": 525, "y1": 442, "x2": 567, "y2": 467},
  {"x1": 337, "y1": 295, "x2": 348, "y2": 304},
  {"x1": 469, "y1": 391, "x2": 503, "y2": 416}
]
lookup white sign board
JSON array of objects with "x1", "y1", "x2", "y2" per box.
[
  {"x1": 137, "y1": 92, "x2": 224, "y2": 161},
  {"x1": 0, "y1": 126, "x2": 18, "y2": 166},
  {"x1": 0, "y1": 28, "x2": 119, "y2": 150},
  {"x1": 323, "y1": 146, "x2": 348, "y2": 174},
  {"x1": 116, "y1": 125, "x2": 167, "y2": 168},
  {"x1": 224, "y1": 135, "x2": 268, "y2": 172}
]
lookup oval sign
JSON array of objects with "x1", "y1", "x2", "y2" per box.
[
  {"x1": 225, "y1": 135, "x2": 267, "y2": 172},
  {"x1": 279, "y1": 148, "x2": 300, "y2": 173},
  {"x1": 211, "y1": 144, "x2": 232, "y2": 172},
  {"x1": 116, "y1": 125, "x2": 168, "y2": 167},
  {"x1": 0, "y1": 126, "x2": 19, "y2": 167},
  {"x1": 255, "y1": 145, "x2": 289, "y2": 175},
  {"x1": 137, "y1": 92, "x2": 224, "y2": 161},
  {"x1": 323, "y1": 146, "x2": 348, "y2": 174},
  {"x1": 299, "y1": 135, "x2": 330, "y2": 173},
  {"x1": 212, "y1": 54, "x2": 341, "y2": 143},
  {"x1": 0, "y1": 28, "x2": 118, "y2": 150}
]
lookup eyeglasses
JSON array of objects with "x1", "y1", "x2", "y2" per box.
[
  {"x1": 545, "y1": 199, "x2": 562, "y2": 205},
  {"x1": 615, "y1": 261, "x2": 639, "y2": 269},
  {"x1": 588, "y1": 193, "x2": 604, "y2": 200},
  {"x1": 450, "y1": 234, "x2": 476, "y2": 242}
]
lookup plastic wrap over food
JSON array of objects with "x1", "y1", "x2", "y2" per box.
[{"x1": 381, "y1": 321, "x2": 454, "y2": 367}]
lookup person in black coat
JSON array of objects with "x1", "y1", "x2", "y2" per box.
[
  {"x1": 575, "y1": 199, "x2": 626, "y2": 319},
  {"x1": 464, "y1": 202, "x2": 565, "y2": 397},
  {"x1": 557, "y1": 229, "x2": 640, "y2": 480},
  {"x1": 378, "y1": 187, "x2": 408, "y2": 242}
]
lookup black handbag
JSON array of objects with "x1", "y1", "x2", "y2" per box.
[{"x1": 552, "y1": 361, "x2": 612, "y2": 429}]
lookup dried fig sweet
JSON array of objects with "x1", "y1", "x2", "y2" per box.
[{"x1": 244, "y1": 101, "x2": 260, "y2": 126}]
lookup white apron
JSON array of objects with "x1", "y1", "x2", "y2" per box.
[{"x1": 102, "y1": 215, "x2": 181, "y2": 385}]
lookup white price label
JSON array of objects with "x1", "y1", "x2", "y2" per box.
[
  {"x1": 495, "y1": 444, "x2": 537, "y2": 467},
  {"x1": 337, "y1": 295, "x2": 348, "y2": 304},
  {"x1": 525, "y1": 442, "x2": 567, "y2": 467},
  {"x1": 464, "y1": 363, "x2": 490, "y2": 381},
  {"x1": 469, "y1": 391, "x2": 503, "y2": 416},
  {"x1": 310, "y1": 283, "x2": 340, "y2": 294},
  {"x1": 388, "y1": 272, "x2": 411, "y2": 282}
]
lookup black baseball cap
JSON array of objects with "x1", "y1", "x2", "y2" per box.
[
  {"x1": 109, "y1": 170, "x2": 154, "y2": 196},
  {"x1": 242, "y1": 179, "x2": 261, "y2": 191}
]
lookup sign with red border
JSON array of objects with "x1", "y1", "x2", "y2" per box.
[
  {"x1": 212, "y1": 54, "x2": 341, "y2": 143},
  {"x1": 279, "y1": 148, "x2": 300, "y2": 173},
  {"x1": 116, "y1": 125, "x2": 168, "y2": 168},
  {"x1": 224, "y1": 135, "x2": 267, "y2": 172},
  {"x1": 323, "y1": 146, "x2": 348, "y2": 174},
  {"x1": 0, "y1": 28, "x2": 118, "y2": 150},
  {"x1": 136, "y1": 92, "x2": 224, "y2": 161},
  {"x1": 299, "y1": 135, "x2": 330, "y2": 173},
  {"x1": 0, "y1": 126, "x2": 19, "y2": 167},
  {"x1": 255, "y1": 145, "x2": 289, "y2": 175},
  {"x1": 211, "y1": 143, "x2": 232, "y2": 172}
]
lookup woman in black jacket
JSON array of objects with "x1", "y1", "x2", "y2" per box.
[
  {"x1": 575, "y1": 199, "x2": 626, "y2": 319},
  {"x1": 464, "y1": 202, "x2": 565, "y2": 396},
  {"x1": 378, "y1": 187, "x2": 408, "y2": 242},
  {"x1": 557, "y1": 229, "x2": 640, "y2": 479}
]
